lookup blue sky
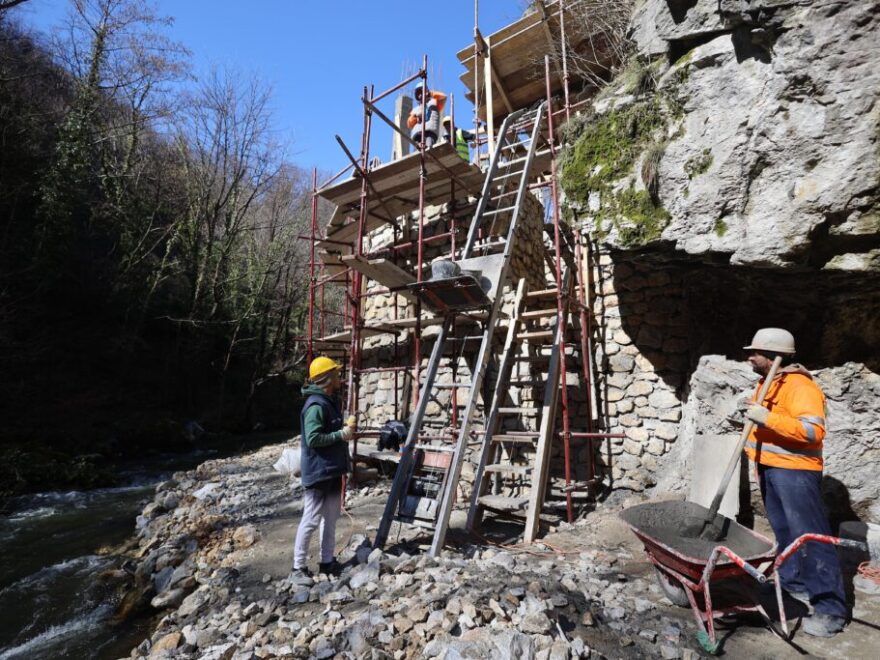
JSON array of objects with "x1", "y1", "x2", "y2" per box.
[{"x1": 15, "y1": 0, "x2": 525, "y2": 174}]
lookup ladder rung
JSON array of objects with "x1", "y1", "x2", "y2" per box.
[
  {"x1": 430, "y1": 382, "x2": 473, "y2": 389},
  {"x1": 494, "y1": 169, "x2": 525, "y2": 181},
  {"x1": 478, "y1": 495, "x2": 529, "y2": 510},
  {"x1": 484, "y1": 464, "x2": 531, "y2": 476},
  {"x1": 521, "y1": 308, "x2": 559, "y2": 320},
  {"x1": 501, "y1": 139, "x2": 530, "y2": 152},
  {"x1": 506, "y1": 149, "x2": 549, "y2": 169},
  {"x1": 491, "y1": 435, "x2": 537, "y2": 444},
  {"x1": 489, "y1": 189, "x2": 518, "y2": 201},
  {"x1": 474, "y1": 239, "x2": 506, "y2": 250},
  {"x1": 482, "y1": 206, "x2": 515, "y2": 217},
  {"x1": 414, "y1": 444, "x2": 455, "y2": 453},
  {"x1": 525, "y1": 287, "x2": 559, "y2": 299},
  {"x1": 498, "y1": 407, "x2": 536, "y2": 414},
  {"x1": 516, "y1": 330, "x2": 554, "y2": 341}
]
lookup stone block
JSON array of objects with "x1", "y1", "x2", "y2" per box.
[
  {"x1": 609, "y1": 353, "x2": 635, "y2": 372},
  {"x1": 606, "y1": 387, "x2": 625, "y2": 402},
  {"x1": 625, "y1": 427, "x2": 649, "y2": 442},
  {"x1": 627, "y1": 381, "x2": 653, "y2": 396},
  {"x1": 648, "y1": 390, "x2": 679, "y2": 410}
]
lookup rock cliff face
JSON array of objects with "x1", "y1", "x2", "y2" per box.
[
  {"x1": 560, "y1": 0, "x2": 880, "y2": 524},
  {"x1": 564, "y1": 0, "x2": 880, "y2": 270}
]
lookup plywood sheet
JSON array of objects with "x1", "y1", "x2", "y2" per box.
[{"x1": 456, "y1": 0, "x2": 614, "y2": 121}]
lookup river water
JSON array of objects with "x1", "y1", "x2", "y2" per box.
[{"x1": 0, "y1": 451, "x2": 219, "y2": 659}]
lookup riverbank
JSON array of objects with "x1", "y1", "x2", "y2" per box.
[
  {"x1": 119, "y1": 443, "x2": 880, "y2": 659},
  {"x1": 0, "y1": 433, "x2": 291, "y2": 660}
]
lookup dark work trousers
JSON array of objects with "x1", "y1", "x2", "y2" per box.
[{"x1": 758, "y1": 465, "x2": 847, "y2": 618}]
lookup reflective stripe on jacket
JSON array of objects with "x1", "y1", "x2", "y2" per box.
[{"x1": 744, "y1": 368, "x2": 826, "y2": 471}]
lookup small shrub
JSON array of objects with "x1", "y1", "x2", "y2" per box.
[{"x1": 684, "y1": 148, "x2": 714, "y2": 179}]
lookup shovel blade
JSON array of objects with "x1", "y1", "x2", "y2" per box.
[{"x1": 678, "y1": 513, "x2": 730, "y2": 541}]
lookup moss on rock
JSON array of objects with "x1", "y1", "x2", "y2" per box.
[{"x1": 559, "y1": 97, "x2": 672, "y2": 247}]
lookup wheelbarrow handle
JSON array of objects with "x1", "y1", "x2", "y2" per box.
[
  {"x1": 704, "y1": 545, "x2": 767, "y2": 584},
  {"x1": 774, "y1": 533, "x2": 868, "y2": 570}
]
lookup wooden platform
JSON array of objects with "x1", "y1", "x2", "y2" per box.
[
  {"x1": 341, "y1": 255, "x2": 417, "y2": 300},
  {"x1": 316, "y1": 311, "x2": 490, "y2": 344},
  {"x1": 456, "y1": 0, "x2": 614, "y2": 122},
  {"x1": 316, "y1": 143, "x2": 485, "y2": 248}
]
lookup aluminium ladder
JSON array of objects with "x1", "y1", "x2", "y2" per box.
[{"x1": 374, "y1": 102, "x2": 549, "y2": 555}]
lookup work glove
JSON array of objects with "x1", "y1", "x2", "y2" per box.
[
  {"x1": 745, "y1": 404, "x2": 770, "y2": 426},
  {"x1": 340, "y1": 415, "x2": 357, "y2": 442}
]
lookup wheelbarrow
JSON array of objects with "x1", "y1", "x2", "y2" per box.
[{"x1": 620, "y1": 500, "x2": 866, "y2": 654}]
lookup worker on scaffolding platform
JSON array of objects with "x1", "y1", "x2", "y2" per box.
[
  {"x1": 441, "y1": 116, "x2": 475, "y2": 162},
  {"x1": 289, "y1": 357, "x2": 356, "y2": 583},
  {"x1": 407, "y1": 83, "x2": 446, "y2": 148}
]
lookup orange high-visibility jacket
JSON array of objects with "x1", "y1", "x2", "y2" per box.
[
  {"x1": 745, "y1": 366, "x2": 826, "y2": 471},
  {"x1": 407, "y1": 91, "x2": 448, "y2": 129}
]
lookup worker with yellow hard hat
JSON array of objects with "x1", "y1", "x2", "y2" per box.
[{"x1": 290, "y1": 356, "x2": 356, "y2": 582}]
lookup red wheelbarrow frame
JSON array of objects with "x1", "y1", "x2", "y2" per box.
[{"x1": 629, "y1": 525, "x2": 865, "y2": 654}]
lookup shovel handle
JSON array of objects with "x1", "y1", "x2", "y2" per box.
[{"x1": 704, "y1": 355, "x2": 783, "y2": 522}]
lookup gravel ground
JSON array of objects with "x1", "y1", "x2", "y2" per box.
[{"x1": 116, "y1": 442, "x2": 880, "y2": 659}]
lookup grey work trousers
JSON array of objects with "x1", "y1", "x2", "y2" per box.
[{"x1": 293, "y1": 482, "x2": 342, "y2": 568}]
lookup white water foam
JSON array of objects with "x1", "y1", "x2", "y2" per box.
[
  {"x1": 5, "y1": 506, "x2": 57, "y2": 522},
  {"x1": 0, "y1": 555, "x2": 107, "y2": 597},
  {"x1": 0, "y1": 603, "x2": 112, "y2": 660}
]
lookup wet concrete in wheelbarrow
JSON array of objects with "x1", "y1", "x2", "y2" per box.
[{"x1": 620, "y1": 500, "x2": 774, "y2": 560}]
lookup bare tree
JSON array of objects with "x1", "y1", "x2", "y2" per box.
[
  {"x1": 38, "y1": 0, "x2": 189, "y2": 300},
  {"x1": 169, "y1": 69, "x2": 279, "y2": 320},
  {"x1": 0, "y1": 0, "x2": 31, "y2": 12},
  {"x1": 541, "y1": 0, "x2": 635, "y2": 94}
]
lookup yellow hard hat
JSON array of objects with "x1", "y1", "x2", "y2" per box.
[
  {"x1": 309, "y1": 356, "x2": 342, "y2": 380},
  {"x1": 442, "y1": 115, "x2": 452, "y2": 124}
]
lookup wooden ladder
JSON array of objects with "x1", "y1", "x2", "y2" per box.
[{"x1": 466, "y1": 268, "x2": 573, "y2": 542}]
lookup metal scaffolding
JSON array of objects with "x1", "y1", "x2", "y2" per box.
[{"x1": 296, "y1": 0, "x2": 624, "y2": 547}]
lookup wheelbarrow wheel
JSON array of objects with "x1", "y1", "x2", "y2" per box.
[{"x1": 654, "y1": 567, "x2": 689, "y2": 607}]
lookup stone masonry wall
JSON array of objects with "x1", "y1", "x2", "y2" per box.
[{"x1": 588, "y1": 248, "x2": 690, "y2": 492}]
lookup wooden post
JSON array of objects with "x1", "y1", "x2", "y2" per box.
[
  {"x1": 391, "y1": 94, "x2": 413, "y2": 161},
  {"x1": 484, "y1": 35, "x2": 495, "y2": 159}
]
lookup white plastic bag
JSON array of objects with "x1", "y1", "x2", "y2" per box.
[{"x1": 274, "y1": 446, "x2": 301, "y2": 477}]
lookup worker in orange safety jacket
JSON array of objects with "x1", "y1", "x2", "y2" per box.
[
  {"x1": 742, "y1": 327, "x2": 847, "y2": 637},
  {"x1": 407, "y1": 83, "x2": 446, "y2": 148}
]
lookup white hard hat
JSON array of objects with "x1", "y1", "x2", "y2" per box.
[{"x1": 743, "y1": 328, "x2": 796, "y2": 355}]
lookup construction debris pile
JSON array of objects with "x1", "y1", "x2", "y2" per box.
[{"x1": 120, "y1": 444, "x2": 709, "y2": 660}]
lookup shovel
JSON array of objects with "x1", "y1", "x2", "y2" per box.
[{"x1": 679, "y1": 355, "x2": 783, "y2": 541}]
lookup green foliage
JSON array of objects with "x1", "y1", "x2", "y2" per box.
[
  {"x1": 685, "y1": 148, "x2": 714, "y2": 179},
  {"x1": 641, "y1": 140, "x2": 666, "y2": 203},
  {"x1": 607, "y1": 188, "x2": 672, "y2": 247},
  {"x1": 559, "y1": 99, "x2": 665, "y2": 201},
  {"x1": 714, "y1": 218, "x2": 729, "y2": 237},
  {"x1": 0, "y1": 13, "x2": 315, "y2": 484}
]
